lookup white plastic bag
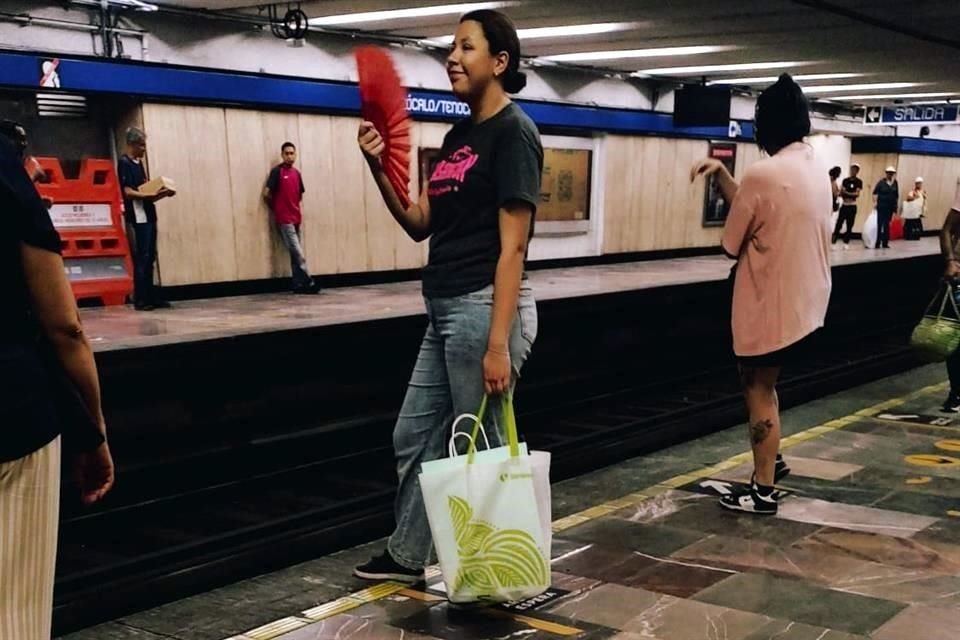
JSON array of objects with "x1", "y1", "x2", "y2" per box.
[
  {"x1": 419, "y1": 393, "x2": 552, "y2": 604},
  {"x1": 862, "y1": 209, "x2": 878, "y2": 248}
]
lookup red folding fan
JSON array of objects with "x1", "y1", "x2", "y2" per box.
[{"x1": 355, "y1": 45, "x2": 412, "y2": 209}]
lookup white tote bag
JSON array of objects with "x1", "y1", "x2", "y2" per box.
[{"x1": 419, "y1": 393, "x2": 552, "y2": 604}]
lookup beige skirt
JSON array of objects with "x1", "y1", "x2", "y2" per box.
[{"x1": 0, "y1": 437, "x2": 61, "y2": 640}]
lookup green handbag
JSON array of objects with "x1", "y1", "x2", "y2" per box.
[{"x1": 910, "y1": 282, "x2": 960, "y2": 362}]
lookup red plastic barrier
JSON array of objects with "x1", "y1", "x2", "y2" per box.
[{"x1": 34, "y1": 157, "x2": 134, "y2": 306}]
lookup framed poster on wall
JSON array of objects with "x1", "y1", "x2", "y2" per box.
[
  {"x1": 703, "y1": 142, "x2": 737, "y2": 227},
  {"x1": 538, "y1": 147, "x2": 592, "y2": 224}
]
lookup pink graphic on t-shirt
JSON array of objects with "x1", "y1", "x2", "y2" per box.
[{"x1": 429, "y1": 145, "x2": 479, "y2": 196}]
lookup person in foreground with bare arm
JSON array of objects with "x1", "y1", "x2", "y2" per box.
[
  {"x1": 0, "y1": 135, "x2": 113, "y2": 639},
  {"x1": 351, "y1": 9, "x2": 543, "y2": 584},
  {"x1": 938, "y1": 192, "x2": 960, "y2": 412},
  {"x1": 691, "y1": 74, "x2": 832, "y2": 515}
]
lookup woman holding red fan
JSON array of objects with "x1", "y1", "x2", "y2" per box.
[{"x1": 354, "y1": 9, "x2": 543, "y2": 583}]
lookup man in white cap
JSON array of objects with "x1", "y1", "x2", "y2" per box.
[
  {"x1": 938, "y1": 181, "x2": 960, "y2": 411},
  {"x1": 833, "y1": 162, "x2": 863, "y2": 248},
  {"x1": 902, "y1": 177, "x2": 926, "y2": 240},
  {"x1": 872, "y1": 166, "x2": 899, "y2": 248}
]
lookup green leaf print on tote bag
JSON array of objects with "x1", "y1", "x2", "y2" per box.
[{"x1": 419, "y1": 392, "x2": 552, "y2": 603}]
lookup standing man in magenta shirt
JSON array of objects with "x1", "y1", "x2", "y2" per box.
[{"x1": 263, "y1": 142, "x2": 319, "y2": 294}]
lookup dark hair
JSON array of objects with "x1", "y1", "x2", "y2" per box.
[
  {"x1": 754, "y1": 74, "x2": 810, "y2": 155},
  {"x1": 281, "y1": 141, "x2": 296, "y2": 152},
  {"x1": 829, "y1": 166, "x2": 842, "y2": 179},
  {"x1": 460, "y1": 10, "x2": 526, "y2": 93}
]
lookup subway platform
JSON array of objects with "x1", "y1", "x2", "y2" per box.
[{"x1": 61, "y1": 360, "x2": 960, "y2": 640}]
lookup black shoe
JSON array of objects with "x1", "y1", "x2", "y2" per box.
[
  {"x1": 151, "y1": 299, "x2": 172, "y2": 309},
  {"x1": 133, "y1": 302, "x2": 155, "y2": 311},
  {"x1": 720, "y1": 480, "x2": 778, "y2": 515},
  {"x1": 353, "y1": 550, "x2": 424, "y2": 583},
  {"x1": 942, "y1": 392, "x2": 960, "y2": 414},
  {"x1": 775, "y1": 454, "x2": 791, "y2": 483}
]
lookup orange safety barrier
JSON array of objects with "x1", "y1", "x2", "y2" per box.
[{"x1": 34, "y1": 157, "x2": 134, "y2": 306}]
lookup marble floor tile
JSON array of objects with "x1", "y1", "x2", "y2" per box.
[
  {"x1": 872, "y1": 491, "x2": 960, "y2": 519},
  {"x1": 558, "y1": 517, "x2": 708, "y2": 557},
  {"x1": 775, "y1": 497, "x2": 939, "y2": 538},
  {"x1": 714, "y1": 457, "x2": 863, "y2": 483},
  {"x1": 838, "y1": 573, "x2": 960, "y2": 607},
  {"x1": 610, "y1": 490, "x2": 711, "y2": 525},
  {"x1": 546, "y1": 582, "x2": 773, "y2": 639},
  {"x1": 806, "y1": 528, "x2": 960, "y2": 573},
  {"x1": 544, "y1": 583, "x2": 663, "y2": 631},
  {"x1": 671, "y1": 534, "x2": 916, "y2": 591},
  {"x1": 276, "y1": 613, "x2": 438, "y2": 640},
  {"x1": 551, "y1": 544, "x2": 658, "y2": 584},
  {"x1": 871, "y1": 605, "x2": 960, "y2": 640},
  {"x1": 694, "y1": 573, "x2": 905, "y2": 635},
  {"x1": 739, "y1": 620, "x2": 868, "y2": 640},
  {"x1": 650, "y1": 501, "x2": 823, "y2": 546}
]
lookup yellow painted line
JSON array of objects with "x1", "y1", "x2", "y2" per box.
[
  {"x1": 502, "y1": 612, "x2": 582, "y2": 636},
  {"x1": 244, "y1": 617, "x2": 311, "y2": 640},
  {"x1": 947, "y1": 510, "x2": 960, "y2": 517},
  {"x1": 906, "y1": 476, "x2": 933, "y2": 485},
  {"x1": 224, "y1": 378, "x2": 947, "y2": 640},
  {"x1": 300, "y1": 581, "x2": 408, "y2": 622},
  {"x1": 398, "y1": 588, "x2": 446, "y2": 602}
]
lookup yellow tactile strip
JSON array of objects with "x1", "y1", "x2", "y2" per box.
[{"x1": 224, "y1": 380, "x2": 948, "y2": 640}]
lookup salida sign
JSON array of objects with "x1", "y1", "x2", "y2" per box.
[{"x1": 864, "y1": 104, "x2": 960, "y2": 126}]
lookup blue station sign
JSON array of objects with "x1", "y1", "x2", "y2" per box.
[{"x1": 864, "y1": 104, "x2": 960, "y2": 126}]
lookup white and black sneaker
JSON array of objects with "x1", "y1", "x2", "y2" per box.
[
  {"x1": 353, "y1": 550, "x2": 424, "y2": 583},
  {"x1": 719, "y1": 480, "x2": 778, "y2": 515}
]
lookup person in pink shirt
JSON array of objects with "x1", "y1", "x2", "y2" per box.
[
  {"x1": 692, "y1": 74, "x2": 832, "y2": 514},
  {"x1": 263, "y1": 142, "x2": 319, "y2": 294}
]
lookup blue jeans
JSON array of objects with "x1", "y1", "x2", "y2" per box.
[
  {"x1": 387, "y1": 282, "x2": 538, "y2": 570},
  {"x1": 278, "y1": 223, "x2": 313, "y2": 289}
]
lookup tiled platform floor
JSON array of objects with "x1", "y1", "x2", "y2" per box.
[
  {"x1": 62, "y1": 362, "x2": 960, "y2": 640},
  {"x1": 81, "y1": 238, "x2": 938, "y2": 353}
]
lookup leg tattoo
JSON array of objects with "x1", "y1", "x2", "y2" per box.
[{"x1": 749, "y1": 419, "x2": 774, "y2": 446}]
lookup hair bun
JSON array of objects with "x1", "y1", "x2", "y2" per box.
[{"x1": 504, "y1": 70, "x2": 527, "y2": 94}]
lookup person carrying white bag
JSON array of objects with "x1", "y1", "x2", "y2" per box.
[{"x1": 420, "y1": 392, "x2": 552, "y2": 604}]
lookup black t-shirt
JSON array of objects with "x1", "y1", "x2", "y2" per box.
[
  {"x1": 118, "y1": 154, "x2": 157, "y2": 225},
  {"x1": 874, "y1": 179, "x2": 899, "y2": 212},
  {"x1": 422, "y1": 102, "x2": 543, "y2": 298},
  {"x1": 0, "y1": 137, "x2": 63, "y2": 462},
  {"x1": 841, "y1": 176, "x2": 862, "y2": 203}
]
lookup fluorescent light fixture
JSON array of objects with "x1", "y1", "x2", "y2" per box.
[
  {"x1": 310, "y1": 2, "x2": 511, "y2": 26},
  {"x1": 802, "y1": 82, "x2": 921, "y2": 95},
  {"x1": 821, "y1": 92, "x2": 958, "y2": 101},
  {"x1": 708, "y1": 72, "x2": 862, "y2": 85},
  {"x1": 909, "y1": 100, "x2": 954, "y2": 105},
  {"x1": 427, "y1": 21, "x2": 642, "y2": 46},
  {"x1": 540, "y1": 44, "x2": 734, "y2": 63},
  {"x1": 634, "y1": 61, "x2": 808, "y2": 76}
]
